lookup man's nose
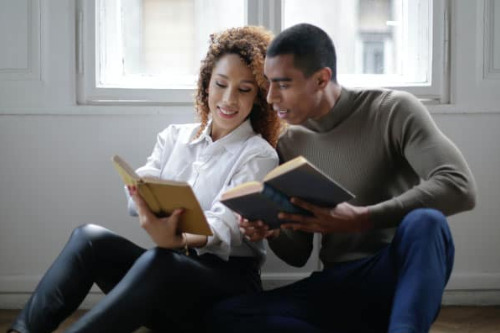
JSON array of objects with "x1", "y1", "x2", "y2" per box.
[{"x1": 266, "y1": 84, "x2": 279, "y2": 104}]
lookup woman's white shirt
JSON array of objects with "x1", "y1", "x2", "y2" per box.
[{"x1": 128, "y1": 119, "x2": 278, "y2": 261}]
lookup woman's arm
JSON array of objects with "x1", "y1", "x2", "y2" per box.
[{"x1": 196, "y1": 147, "x2": 279, "y2": 260}]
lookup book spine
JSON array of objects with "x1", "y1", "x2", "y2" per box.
[{"x1": 262, "y1": 184, "x2": 312, "y2": 216}]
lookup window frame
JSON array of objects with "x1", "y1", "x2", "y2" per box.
[{"x1": 76, "y1": 0, "x2": 449, "y2": 106}]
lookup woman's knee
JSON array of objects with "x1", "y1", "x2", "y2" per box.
[
  {"x1": 141, "y1": 247, "x2": 180, "y2": 264},
  {"x1": 133, "y1": 248, "x2": 186, "y2": 277},
  {"x1": 69, "y1": 223, "x2": 111, "y2": 244}
]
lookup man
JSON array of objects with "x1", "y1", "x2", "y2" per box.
[{"x1": 209, "y1": 23, "x2": 476, "y2": 333}]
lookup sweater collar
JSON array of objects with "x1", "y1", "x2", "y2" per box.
[{"x1": 303, "y1": 87, "x2": 352, "y2": 133}]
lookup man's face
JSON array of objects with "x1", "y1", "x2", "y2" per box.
[{"x1": 264, "y1": 54, "x2": 323, "y2": 125}]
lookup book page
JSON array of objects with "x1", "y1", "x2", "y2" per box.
[
  {"x1": 264, "y1": 158, "x2": 354, "y2": 207},
  {"x1": 112, "y1": 155, "x2": 140, "y2": 186},
  {"x1": 112, "y1": 154, "x2": 212, "y2": 236},
  {"x1": 263, "y1": 156, "x2": 307, "y2": 182},
  {"x1": 221, "y1": 181, "x2": 263, "y2": 200}
]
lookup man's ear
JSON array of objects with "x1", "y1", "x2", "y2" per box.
[{"x1": 316, "y1": 67, "x2": 332, "y2": 89}]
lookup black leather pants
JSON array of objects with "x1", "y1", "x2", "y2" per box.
[{"x1": 9, "y1": 224, "x2": 261, "y2": 333}]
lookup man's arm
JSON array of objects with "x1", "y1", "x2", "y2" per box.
[
  {"x1": 367, "y1": 91, "x2": 477, "y2": 228},
  {"x1": 272, "y1": 91, "x2": 476, "y2": 234}
]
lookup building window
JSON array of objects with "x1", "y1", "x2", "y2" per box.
[
  {"x1": 362, "y1": 39, "x2": 385, "y2": 74},
  {"x1": 77, "y1": 0, "x2": 448, "y2": 105},
  {"x1": 97, "y1": 0, "x2": 244, "y2": 89}
]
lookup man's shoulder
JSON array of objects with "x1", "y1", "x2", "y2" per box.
[
  {"x1": 346, "y1": 87, "x2": 408, "y2": 106},
  {"x1": 278, "y1": 124, "x2": 313, "y2": 142},
  {"x1": 346, "y1": 86, "x2": 415, "y2": 101},
  {"x1": 347, "y1": 87, "x2": 425, "y2": 119}
]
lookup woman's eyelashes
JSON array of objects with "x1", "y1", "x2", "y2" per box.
[
  {"x1": 215, "y1": 81, "x2": 253, "y2": 93},
  {"x1": 215, "y1": 81, "x2": 226, "y2": 88},
  {"x1": 239, "y1": 87, "x2": 252, "y2": 93}
]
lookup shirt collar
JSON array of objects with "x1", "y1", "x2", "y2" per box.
[
  {"x1": 190, "y1": 120, "x2": 213, "y2": 145},
  {"x1": 190, "y1": 119, "x2": 257, "y2": 154}
]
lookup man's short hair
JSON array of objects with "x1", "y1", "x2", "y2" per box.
[{"x1": 267, "y1": 23, "x2": 337, "y2": 82}]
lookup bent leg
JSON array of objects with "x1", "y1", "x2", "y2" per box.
[
  {"x1": 388, "y1": 208, "x2": 455, "y2": 333},
  {"x1": 9, "y1": 224, "x2": 144, "y2": 333},
  {"x1": 208, "y1": 209, "x2": 454, "y2": 333},
  {"x1": 66, "y1": 249, "x2": 261, "y2": 333},
  {"x1": 208, "y1": 254, "x2": 398, "y2": 333},
  {"x1": 207, "y1": 287, "x2": 329, "y2": 333}
]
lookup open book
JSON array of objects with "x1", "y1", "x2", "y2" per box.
[
  {"x1": 112, "y1": 155, "x2": 212, "y2": 236},
  {"x1": 221, "y1": 156, "x2": 354, "y2": 229}
]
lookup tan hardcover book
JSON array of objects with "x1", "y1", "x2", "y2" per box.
[
  {"x1": 221, "y1": 156, "x2": 354, "y2": 229},
  {"x1": 112, "y1": 155, "x2": 212, "y2": 236}
]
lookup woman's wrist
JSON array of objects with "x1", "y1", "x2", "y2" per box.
[{"x1": 181, "y1": 233, "x2": 189, "y2": 255}]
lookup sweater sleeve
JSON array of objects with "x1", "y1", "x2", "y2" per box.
[{"x1": 368, "y1": 91, "x2": 477, "y2": 228}]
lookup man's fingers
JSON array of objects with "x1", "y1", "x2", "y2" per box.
[
  {"x1": 291, "y1": 197, "x2": 335, "y2": 217},
  {"x1": 278, "y1": 212, "x2": 313, "y2": 224},
  {"x1": 240, "y1": 222, "x2": 271, "y2": 242},
  {"x1": 290, "y1": 197, "x2": 318, "y2": 213},
  {"x1": 281, "y1": 223, "x2": 317, "y2": 233}
]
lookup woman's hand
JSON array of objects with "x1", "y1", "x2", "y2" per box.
[
  {"x1": 278, "y1": 198, "x2": 372, "y2": 234},
  {"x1": 128, "y1": 186, "x2": 185, "y2": 249}
]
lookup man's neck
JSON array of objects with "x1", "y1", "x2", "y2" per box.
[{"x1": 313, "y1": 82, "x2": 342, "y2": 120}]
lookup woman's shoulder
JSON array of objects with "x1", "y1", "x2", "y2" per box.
[
  {"x1": 157, "y1": 122, "x2": 201, "y2": 140},
  {"x1": 241, "y1": 134, "x2": 278, "y2": 159}
]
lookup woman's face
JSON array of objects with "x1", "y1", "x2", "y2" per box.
[{"x1": 208, "y1": 53, "x2": 258, "y2": 140}]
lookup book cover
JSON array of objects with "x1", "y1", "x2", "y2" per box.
[
  {"x1": 221, "y1": 156, "x2": 354, "y2": 229},
  {"x1": 112, "y1": 155, "x2": 213, "y2": 236}
]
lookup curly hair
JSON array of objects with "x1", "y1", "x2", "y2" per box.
[{"x1": 195, "y1": 26, "x2": 283, "y2": 147}]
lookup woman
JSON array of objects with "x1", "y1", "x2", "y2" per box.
[{"x1": 9, "y1": 26, "x2": 281, "y2": 333}]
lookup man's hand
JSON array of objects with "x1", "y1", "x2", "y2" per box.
[
  {"x1": 128, "y1": 185, "x2": 185, "y2": 249},
  {"x1": 239, "y1": 216, "x2": 280, "y2": 242},
  {"x1": 279, "y1": 198, "x2": 372, "y2": 234}
]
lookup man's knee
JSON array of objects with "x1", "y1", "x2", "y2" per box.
[{"x1": 399, "y1": 208, "x2": 449, "y2": 239}]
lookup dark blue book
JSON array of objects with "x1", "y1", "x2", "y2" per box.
[{"x1": 220, "y1": 156, "x2": 355, "y2": 229}]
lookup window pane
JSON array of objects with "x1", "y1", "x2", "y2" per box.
[
  {"x1": 98, "y1": 0, "x2": 245, "y2": 89},
  {"x1": 282, "y1": 0, "x2": 431, "y2": 87}
]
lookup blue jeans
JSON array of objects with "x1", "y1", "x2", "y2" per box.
[{"x1": 208, "y1": 208, "x2": 455, "y2": 333}]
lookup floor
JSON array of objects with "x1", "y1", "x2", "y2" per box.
[
  {"x1": 431, "y1": 306, "x2": 500, "y2": 333},
  {"x1": 1, "y1": 306, "x2": 500, "y2": 332}
]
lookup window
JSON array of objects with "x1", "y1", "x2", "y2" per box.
[
  {"x1": 282, "y1": 0, "x2": 448, "y2": 102},
  {"x1": 77, "y1": 0, "x2": 448, "y2": 105}
]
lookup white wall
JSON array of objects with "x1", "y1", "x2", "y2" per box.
[{"x1": 1, "y1": 0, "x2": 500, "y2": 308}]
